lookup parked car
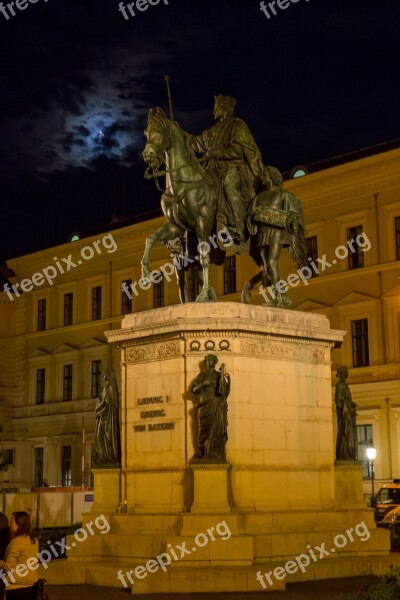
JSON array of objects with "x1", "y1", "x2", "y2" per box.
[
  {"x1": 374, "y1": 482, "x2": 400, "y2": 523},
  {"x1": 377, "y1": 504, "x2": 400, "y2": 528},
  {"x1": 377, "y1": 504, "x2": 400, "y2": 549}
]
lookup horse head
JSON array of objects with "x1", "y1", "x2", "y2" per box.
[{"x1": 143, "y1": 106, "x2": 170, "y2": 169}]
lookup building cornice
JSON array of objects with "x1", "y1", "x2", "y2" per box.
[
  {"x1": 346, "y1": 380, "x2": 400, "y2": 401},
  {"x1": 14, "y1": 317, "x2": 122, "y2": 341},
  {"x1": 7, "y1": 217, "x2": 166, "y2": 274},
  {"x1": 285, "y1": 149, "x2": 400, "y2": 209}
]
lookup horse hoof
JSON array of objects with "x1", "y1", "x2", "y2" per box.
[
  {"x1": 195, "y1": 287, "x2": 218, "y2": 303},
  {"x1": 276, "y1": 293, "x2": 292, "y2": 308},
  {"x1": 263, "y1": 298, "x2": 276, "y2": 307},
  {"x1": 282, "y1": 297, "x2": 292, "y2": 308}
]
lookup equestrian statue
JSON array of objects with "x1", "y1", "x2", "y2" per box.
[{"x1": 141, "y1": 79, "x2": 307, "y2": 307}]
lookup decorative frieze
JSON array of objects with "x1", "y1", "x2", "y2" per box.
[
  {"x1": 125, "y1": 340, "x2": 181, "y2": 363},
  {"x1": 240, "y1": 338, "x2": 327, "y2": 364}
]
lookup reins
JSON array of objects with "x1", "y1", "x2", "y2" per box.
[{"x1": 144, "y1": 158, "x2": 211, "y2": 194}]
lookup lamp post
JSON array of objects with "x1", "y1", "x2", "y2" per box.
[{"x1": 366, "y1": 446, "x2": 377, "y2": 506}]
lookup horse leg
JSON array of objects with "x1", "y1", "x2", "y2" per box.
[
  {"x1": 175, "y1": 267, "x2": 189, "y2": 303},
  {"x1": 195, "y1": 223, "x2": 217, "y2": 302},
  {"x1": 196, "y1": 252, "x2": 217, "y2": 302},
  {"x1": 196, "y1": 269, "x2": 204, "y2": 288},
  {"x1": 141, "y1": 221, "x2": 182, "y2": 279},
  {"x1": 241, "y1": 271, "x2": 262, "y2": 304}
]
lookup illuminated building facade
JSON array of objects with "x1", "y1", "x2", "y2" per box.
[{"x1": 1, "y1": 147, "x2": 400, "y2": 495}]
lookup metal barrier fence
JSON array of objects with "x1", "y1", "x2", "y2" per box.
[{"x1": 0, "y1": 489, "x2": 94, "y2": 528}]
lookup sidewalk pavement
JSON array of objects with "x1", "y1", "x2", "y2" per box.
[{"x1": 46, "y1": 575, "x2": 377, "y2": 599}]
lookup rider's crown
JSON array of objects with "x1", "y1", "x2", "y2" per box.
[{"x1": 214, "y1": 95, "x2": 237, "y2": 113}]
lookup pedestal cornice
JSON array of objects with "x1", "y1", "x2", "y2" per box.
[{"x1": 106, "y1": 303, "x2": 345, "y2": 348}]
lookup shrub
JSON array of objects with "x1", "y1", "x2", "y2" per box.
[{"x1": 342, "y1": 566, "x2": 400, "y2": 600}]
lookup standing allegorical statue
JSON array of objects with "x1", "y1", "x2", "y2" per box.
[
  {"x1": 94, "y1": 369, "x2": 121, "y2": 465},
  {"x1": 335, "y1": 366, "x2": 358, "y2": 461},
  {"x1": 190, "y1": 94, "x2": 264, "y2": 244},
  {"x1": 189, "y1": 355, "x2": 230, "y2": 461}
]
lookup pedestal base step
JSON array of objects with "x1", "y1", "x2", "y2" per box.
[{"x1": 42, "y1": 555, "x2": 400, "y2": 594}]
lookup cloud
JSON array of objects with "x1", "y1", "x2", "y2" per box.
[{"x1": 0, "y1": 0, "x2": 399, "y2": 179}]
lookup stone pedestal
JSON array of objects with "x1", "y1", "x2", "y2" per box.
[
  {"x1": 91, "y1": 468, "x2": 121, "y2": 513},
  {"x1": 106, "y1": 303, "x2": 345, "y2": 513},
  {"x1": 334, "y1": 461, "x2": 366, "y2": 508},
  {"x1": 191, "y1": 462, "x2": 231, "y2": 513},
  {"x1": 54, "y1": 304, "x2": 391, "y2": 593}
]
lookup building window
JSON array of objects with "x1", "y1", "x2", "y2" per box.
[
  {"x1": 187, "y1": 269, "x2": 201, "y2": 301},
  {"x1": 1, "y1": 449, "x2": 14, "y2": 466},
  {"x1": 351, "y1": 319, "x2": 369, "y2": 368},
  {"x1": 224, "y1": 256, "x2": 236, "y2": 295},
  {"x1": 122, "y1": 279, "x2": 133, "y2": 315},
  {"x1": 91, "y1": 360, "x2": 102, "y2": 398},
  {"x1": 91, "y1": 286, "x2": 102, "y2": 320},
  {"x1": 64, "y1": 293, "x2": 73, "y2": 326},
  {"x1": 36, "y1": 369, "x2": 45, "y2": 405},
  {"x1": 34, "y1": 447, "x2": 44, "y2": 487},
  {"x1": 347, "y1": 225, "x2": 365, "y2": 269},
  {"x1": 153, "y1": 276, "x2": 164, "y2": 308},
  {"x1": 37, "y1": 299, "x2": 46, "y2": 331},
  {"x1": 395, "y1": 217, "x2": 400, "y2": 260},
  {"x1": 63, "y1": 365, "x2": 73, "y2": 402},
  {"x1": 357, "y1": 425, "x2": 373, "y2": 478},
  {"x1": 61, "y1": 445, "x2": 72, "y2": 486},
  {"x1": 306, "y1": 236, "x2": 318, "y2": 277}
]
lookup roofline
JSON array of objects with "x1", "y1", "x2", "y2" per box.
[{"x1": 282, "y1": 138, "x2": 400, "y2": 179}]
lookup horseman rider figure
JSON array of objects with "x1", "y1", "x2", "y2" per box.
[{"x1": 190, "y1": 95, "x2": 264, "y2": 244}]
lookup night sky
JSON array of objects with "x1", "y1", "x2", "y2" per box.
[{"x1": 0, "y1": 0, "x2": 399, "y2": 257}]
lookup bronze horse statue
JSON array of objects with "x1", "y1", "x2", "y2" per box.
[
  {"x1": 142, "y1": 107, "x2": 225, "y2": 302},
  {"x1": 142, "y1": 108, "x2": 307, "y2": 307}
]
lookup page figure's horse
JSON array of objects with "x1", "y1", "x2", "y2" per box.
[
  {"x1": 142, "y1": 107, "x2": 223, "y2": 302},
  {"x1": 241, "y1": 170, "x2": 307, "y2": 307}
]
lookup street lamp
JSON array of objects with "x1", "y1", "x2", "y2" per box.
[{"x1": 366, "y1": 446, "x2": 377, "y2": 506}]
